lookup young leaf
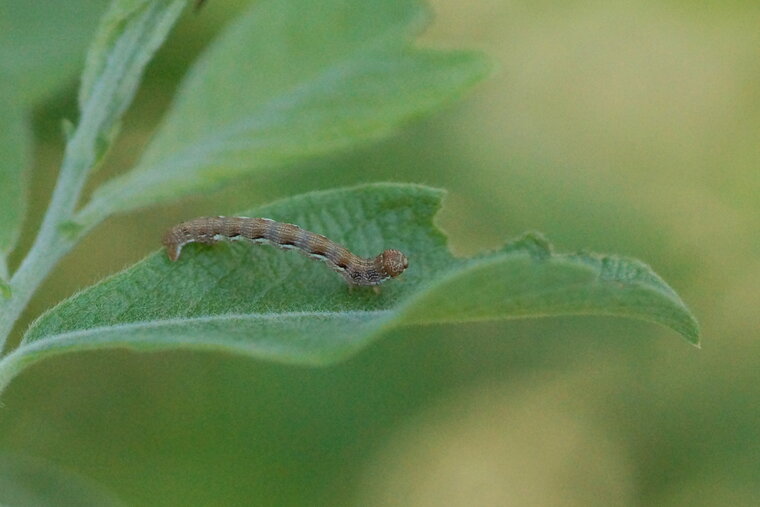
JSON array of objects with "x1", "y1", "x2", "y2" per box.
[
  {"x1": 0, "y1": 89, "x2": 30, "y2": 267},
  {"x1": 79, "y1": 0, "x2": 182, "y2": 113},
  {"x1": 70, "y1": 0, "x2": 187, "y2": 175},
  {"x1": 76, "y1": 0, "x2": 489, "y2": 224},
  {"x1": 0, "y1": 184, "x2": 699, "y2": 392}
]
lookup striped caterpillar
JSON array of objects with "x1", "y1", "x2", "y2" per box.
[{"x1": 162, "y1": 217, "x2": 409, "y2": 287}]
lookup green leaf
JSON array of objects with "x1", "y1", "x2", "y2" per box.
[
  {"x1": 0, "y1": 88, "x2": 30, "y2": 266},
  {"x1": 0, "y1": 453, "x2": 123, "y2": 506},
  {"x1": 76, "y1": 0, "x2": 488, "y2": 224},
  {"x1": 0, "y1": 184, "x2": 699, "y2": 391},
  {"x1": 0, "y1": 1, "x2": 109, "y2": 106},
  {"x1": 69, "y1": 0, "x2": 187, "y2": 173}
]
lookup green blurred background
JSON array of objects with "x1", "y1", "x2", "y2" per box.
[{"x1": 2, "y1": 0, "x2": 759, "y2": 504}]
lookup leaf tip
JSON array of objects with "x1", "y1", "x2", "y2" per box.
[{"x1": 682, "y1": 318, "x2": 701, "y2": 348}]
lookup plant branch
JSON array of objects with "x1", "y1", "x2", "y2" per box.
[
  {"x1": 0, "y1": 128, "x2": 95, "y2": 351},
  {"x1": 0, "y1": 0, "x2": 188, "y2": 354}
]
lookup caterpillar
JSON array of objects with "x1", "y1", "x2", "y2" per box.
[{"x1": 162, "y1": 217, "x2": 409, "y2": 287}]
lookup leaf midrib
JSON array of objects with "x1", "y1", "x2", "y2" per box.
[{"x1": 22, "y1": 309, "x2": 393, "y2": 347}]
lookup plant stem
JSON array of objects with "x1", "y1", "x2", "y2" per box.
[{"x1": 0, "y1": 130, "x2": 94, "y2": 352}]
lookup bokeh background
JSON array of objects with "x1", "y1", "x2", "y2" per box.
[{"x1": 2, "y1": 0, "x2": 759, "y2": 505}]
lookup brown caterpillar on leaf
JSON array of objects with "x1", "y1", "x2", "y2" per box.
[{"x1": 162, "y1": 217, "x2": 409, "y2": 288}]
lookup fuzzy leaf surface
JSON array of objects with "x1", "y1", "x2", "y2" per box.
[{"x1": 2, "y1": 184, "x2": 699, "y2": 391}]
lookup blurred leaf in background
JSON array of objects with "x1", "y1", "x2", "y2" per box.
[
  {"x1": 0, "y1": 88, "x2": 29, "y2": 275},
  {"x1": 78, "y1": 0, "x2": 488, "y2": 223},
  {"x1": 0, "y1": 1, "x2": 109, "y2": 106}
]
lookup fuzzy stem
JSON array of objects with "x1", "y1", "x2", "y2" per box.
[{"x1": 0, "y1": 128, "x2": 94, "y2": 351}]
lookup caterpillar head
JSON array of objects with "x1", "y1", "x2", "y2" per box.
[{"x1": 380, "y1": 249, "x2": 409, "y2": 278}]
